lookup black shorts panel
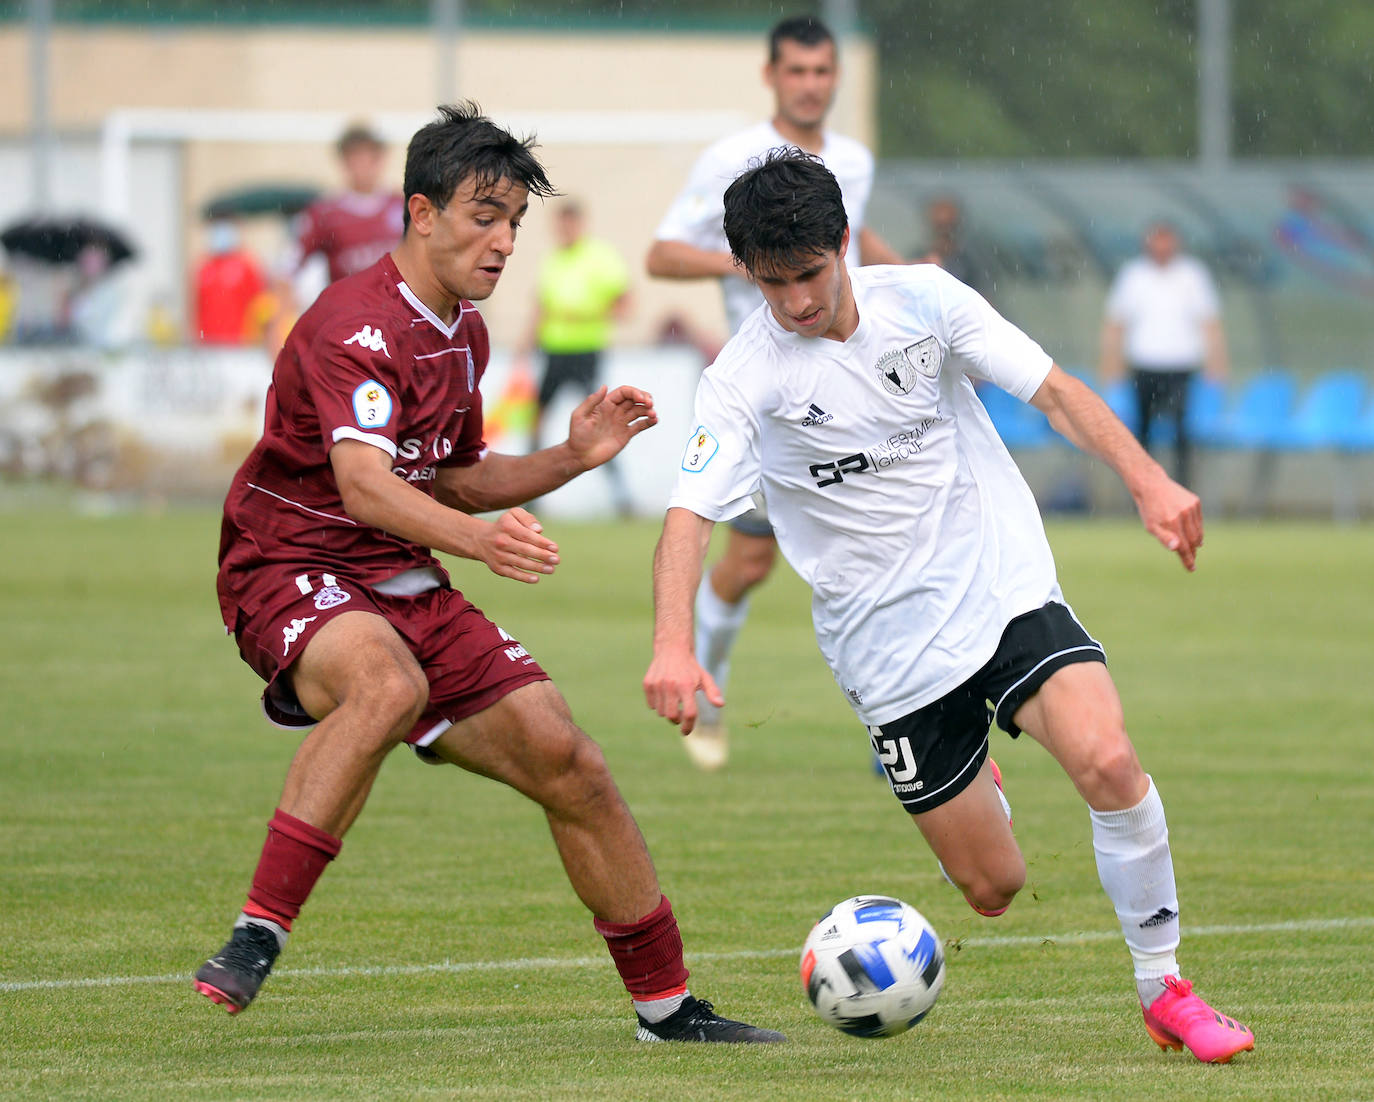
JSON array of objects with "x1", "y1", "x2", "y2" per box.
[
  {"x1": 871, "y1": 601, "x2": 1105, "y2": 814},
  {"x1": 537, "y1": 351, "x2": 600, "y2": 409},
  {"x1": 727, "y1": 502, "x2": 774, "y2": 538}
]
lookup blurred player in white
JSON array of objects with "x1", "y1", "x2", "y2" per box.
[
  {"x1": 644, "y1": 150, "x2": 1254, "y2": 1065},
  {"x1": 646, "y1": 14, "x2": 902, "y2": 770}
]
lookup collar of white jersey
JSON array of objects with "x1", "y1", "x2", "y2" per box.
[
  {"x1": 396, "y1": 278, "x2": 471, "y2": 338},
  {"x1": 764, "y1": 120, "x2": 834, "y2": 160}
]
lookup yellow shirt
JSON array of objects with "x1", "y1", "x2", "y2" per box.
[{"x1": 536, "y1": 237, "x2": 628, "y2": 354}]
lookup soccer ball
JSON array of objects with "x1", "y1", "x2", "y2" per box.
[{"x1": 800, "y1": 895, "x2": 945, "y2": 1038}]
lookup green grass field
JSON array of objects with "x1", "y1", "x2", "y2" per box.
[{"x1": 1, "y1": 505, "x2": 1371, "y2": 1100}]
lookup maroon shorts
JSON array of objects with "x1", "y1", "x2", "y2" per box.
[{"x1": 228, "y1": 567, "x2": 549, "y2": 750}]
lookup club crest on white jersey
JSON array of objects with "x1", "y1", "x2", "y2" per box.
[{"x1": 905, "y1": 335, "x2": 943, "y2": 379}]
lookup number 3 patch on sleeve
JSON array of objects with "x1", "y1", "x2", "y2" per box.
[{"x1": 681, "y1": 425, "x2": 719, "y2": 472}]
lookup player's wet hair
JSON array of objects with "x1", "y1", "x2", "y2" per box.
[
  {"x1": 402, "y1": 101, "x2": 557, "y2": 229},
  {"x1": 723, "y1": 147, "x2": 848, "y2": 278},
  {"x1": 768, "y1": 15, "x2": 835, "y2": 63}
]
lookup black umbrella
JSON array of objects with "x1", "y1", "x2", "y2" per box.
[
  {"x1": 202, "y1": 184, "x2": 321, "y2": 220},
  {"x1": 1, "y1": 216, "x2": 136, "y2": 265}
]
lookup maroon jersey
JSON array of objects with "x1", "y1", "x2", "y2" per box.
[
  {"x1": 293, "y1": 192, "x2": 406, "y2": 284},
  {"x1": 218, "y1": 253, "x2": 488, "y2": 627}
]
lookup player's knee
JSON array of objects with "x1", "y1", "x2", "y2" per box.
[
  {"x1": 1078, "y1": 730, "x2": 1144, "y2": 808},
  {"x1": 965, "y1": 865, "x2": 1025, "y2": 916},
  {"x1": 536, "y1": 722, "x2": 618, "y2": 814},
  {"x1": 355, "y1": 662, "x2": 429, "y2": 743}
]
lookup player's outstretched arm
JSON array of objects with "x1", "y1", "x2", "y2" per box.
[
  {"x1": 331, "y1": 439, "x2": 559, "y2": 584},
  {"x1": 436, "y1": 385, "x2": 656, "y2": 514},
  {"x1": 857, "y1": 226, "x2": 905, "y2": 266},
  {"x1": 645, "y1": 239, "x2": 739, "y2": 281},
  {"x1": 1029, "y1": 365, "x2": 1204, "y2": 571},
  {"x1": 644, "y1": 507, "x2": 723, "y2": 735}
]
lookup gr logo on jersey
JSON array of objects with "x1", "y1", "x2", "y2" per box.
[
  {"x1": 875, "y1": 336, "x2": 943, "y2": 395},
  {"x1": 352, "y1": 379, "x2": 393, "y2": 429},
  {"x1": 681, "y1": 425, "x2": 719, "y2": 472}
]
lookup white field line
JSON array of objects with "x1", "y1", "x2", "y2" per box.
[{"x1": 3, "y1": 915, "x2": 1371, "y2": 995}]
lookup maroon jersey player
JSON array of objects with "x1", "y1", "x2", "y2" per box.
[
  {"x1": 194, "y1": 102, "x2": 784, "y2": 1046},
  {"x1": 286, "y1": 122, "x2": 406, "y2": 285}
]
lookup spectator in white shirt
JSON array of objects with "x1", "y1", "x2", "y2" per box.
[{"x1": 1099, "y1": 222, "x2": 1228, "y2": 487}]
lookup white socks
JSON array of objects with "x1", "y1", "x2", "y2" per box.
[
  {"x1": 1089, "y1": 777, "x2": 1180, "y2": 1007},
  {"x1": 633, "y1": 989, "x2": 689, "y2": 1023},
  {"x1": 236, "y1": 912, "x2": 289, "y2": 952},
  {"x1": 693, "y1": 577, "x2": 749, "y2": 720}
]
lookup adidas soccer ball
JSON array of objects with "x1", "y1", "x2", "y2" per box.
[{"x1": 800, "y1": 895, "x2": 945, "y2": 1038}]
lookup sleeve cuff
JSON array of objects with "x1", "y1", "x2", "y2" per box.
[{"x1": 331, "y1": 426, "x2": 398, "y2": 458}]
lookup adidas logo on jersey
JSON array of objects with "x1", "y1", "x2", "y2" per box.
[
  {"x1": 344, "y1": 325, "x2": 390, "y2": 357},
  {"x1": 801, "y1": 403, "x2": 833, "y2": 426}
]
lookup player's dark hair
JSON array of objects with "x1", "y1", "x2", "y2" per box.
[
  {"x1": 768, "y1": 15, "x2": 835, "y2": 62},
  {"x1": 402, "y1": 101, "x2": 557, "y2": 230},
  {"x1": 723, "y1": 147, "x2": 848, "y2": 277}
]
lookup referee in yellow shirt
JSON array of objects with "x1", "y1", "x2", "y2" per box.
[{"x1": 522, "y1": 200, "x2": 634, "y2": 515}]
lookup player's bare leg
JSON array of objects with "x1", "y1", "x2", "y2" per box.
[
  {"x1": 1013, "y1": 661, "x2": 1253, "y2": 1063},
  {"x1": 283, "y1": 612, "x2": 431, "y2": 833},
  {"x1": 912, "y1": 760, "x2": 1025, "y2": 916},
  {"x1": 429, "y1": 680, "x2": 660, "y2": 923},
  {"x1": 195, "y1": 612, "x2": 428, "y2": 1013},
  {"x1": 430, "y1": 679, "x2": 785, "y2": 1043},
  {"x1": 688, "y1": 528, "x2": 778, "y2": 770}
]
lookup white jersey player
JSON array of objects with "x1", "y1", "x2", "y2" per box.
[
  {"x1": 644, "y1": 150, "x2": 1255, "y2": 1066},
  {"x1": 646, "y1": 14, "x2": 902, "y2": 770}
]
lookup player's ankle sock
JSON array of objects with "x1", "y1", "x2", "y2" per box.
[
  {"x1": 1089, "y1": 777, "x2": 1181, "y2": 1004},
  {"x1": 243, "y1": 808, "x2": 342, "y2": 929},
  {"x1": 234, "y1": 912, "x2": 290, "y2": 952},
  {"x1": 694, "y1": 576, "x2": 749, "y2": 692},
  {"x1": 632, "y1": 988, "x2": 690, "y2": 1024},
  {"x1": 594, "y1": 895, "x2": 690, "y2": 1009}
]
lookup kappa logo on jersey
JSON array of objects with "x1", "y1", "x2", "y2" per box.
[
  {"x1": 800, "y1": 403, "x2": 834, "y2": 427},
  {"x1": 344, "y1": 324, "x2": 390, "y2": 357},
  {"x1": 351, "y1": 379, "x2": 394, "y2": 429},
  {"x1": 681, "y1": 425, "x2": 719, "y2": 472},
  {"x1": 905, "y1": 335, "x2": 943, "y2": 378},
  {"x1": 282, "y1": 615, "x2": 318, "y2": 656},
  {"x1": 313, "y1": 585, "x2": 351, "y2": 611}
]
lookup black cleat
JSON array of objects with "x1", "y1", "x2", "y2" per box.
[
  {"x1": 635, "y1": 995, "x2": 786, "y2": 1043},
  {"x1": 193, "y1": 923, "x2": 282, "y2": 1014}
]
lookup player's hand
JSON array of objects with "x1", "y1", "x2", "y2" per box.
[
  {"x1": 473, "y1": 507, "x2": 560, "y2": 583},
  {"x1": 1136, "y1": 474, "x2": 1204, "y2": 571},
  {"x1": 567, "y1": 385, "x2": 658, "y2": 469},
  {"x1": 643, "y1": 647, "x2": 724, "y2": 735}
]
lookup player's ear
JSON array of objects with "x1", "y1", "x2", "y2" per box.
[
  {"x1": 839, "y1": 224, "x2": 851, "y2": 259},
  {"x1": 406, "y1": 193, "x2": 435, "y2": 236}
]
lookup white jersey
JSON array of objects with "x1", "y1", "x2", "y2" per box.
[
  {"x1": 668, "y1": 265, "x2": 1061, "y2": 726},
  {"x1": 654, "y1": 120, "x2": 875, "y2": 333},
  {"x1": 1106, "y1": 254, "x2": 1220, "y2": 370}
]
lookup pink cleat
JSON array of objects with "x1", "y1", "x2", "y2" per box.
[{"x1": 1141, "y1": 976, "x2": 1255, "y2": 1064}]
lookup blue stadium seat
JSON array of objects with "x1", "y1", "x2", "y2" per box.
[
  {"x1": 1287, "y1": 370, "x2": 1368, "y2": 450},
  {"x1": 975, "y1": 382, "x2": 1053, "y2": 449},
  {"x1": 1186, "y1": 375, "x2": 1230, "y2": 447},
  {"x1": 1335, "y1": 395, "x2": 1374, "y2": 452},
  {"x1": 1221, "y1": 370, "x2": 1298, "y2": 449}
]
